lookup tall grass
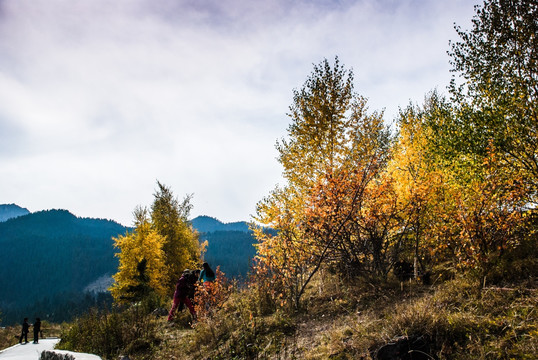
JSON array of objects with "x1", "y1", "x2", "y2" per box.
[
  {"x1": 57, "y1": 302, "x2": 161, "y2": 360},
  {"x1": 0, "y1": 325, "x2": 18, "y2": 350}
]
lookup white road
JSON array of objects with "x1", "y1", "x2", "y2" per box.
[{"x1": 0, "y1": 338, "x2": 101, "y2": 360}]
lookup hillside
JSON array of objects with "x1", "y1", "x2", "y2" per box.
[
  {"x1": 55, "y1": 269, "x2": 538, "y2": 360},
  {"x1": 191, "y1": 215, "x2": 250, "y2": 233},
  {"x1": 0, "y1": 203, "x2": 30, "y2": 222},
  {"x1": 0, "y1": 208, "x2": 259, "y2": 325},
  {"x1": 192, "y1": 216, "x2": 258, "y2": 279},
  {"x1": 202, "y1": 230, "x2": 257, "y2": 279},
  {"x1": 0, "y1": 209, "x2": 127, "y2": 325}
]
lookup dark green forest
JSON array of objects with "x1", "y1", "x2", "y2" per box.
[
  {"x1": 194, "y1": 216, "x2": 278, "y2": 281},
  {"x1": 191, "y1": 215, "x2": 250, "y2": 233},
  {"x1": 203, "y1": 230, "x2": 256, "y2": 280},
  {"x1": 0, "y1": 209, "x2": 258, "y2": 325},
  {"x1": 0, "y1": 209, "x2": 126, "y2": 325}
]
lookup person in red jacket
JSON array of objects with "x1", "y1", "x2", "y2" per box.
[{"x1": 167, "y1": 270, "x2": 196, "y2": 322}]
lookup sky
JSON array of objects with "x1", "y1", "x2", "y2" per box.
[{"x1": 0, "y1": 0, "x2": 480, "y2": 227}]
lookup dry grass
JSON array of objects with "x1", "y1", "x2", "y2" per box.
[
  {"x1": 291, "y1": 274, "x2": 538, "y2": 360},
  {"x1": 0, "y1": 325, "x2": 19, "y2": 350},
  {"x1": 51, "y1": 269, "x2": 537, "y2": 359}
]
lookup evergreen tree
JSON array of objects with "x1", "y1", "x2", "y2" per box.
[
  {"x1": 110, "y1": 207, "x2": 167, "y2": 303},
  {"x1": 111, "y1": 182, "x2": 203, "y2": 303},
  {"x1": 151, "y1": 182, "x2": 202, "y2": 293}
]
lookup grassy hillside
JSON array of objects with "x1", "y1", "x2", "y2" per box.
[{"x1": 55, "y1": 270, "x2": 537, "y2": 359}]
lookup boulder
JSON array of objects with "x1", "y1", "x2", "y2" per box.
[{"x1": 375, "y1": 335, "x2": 434, "y2": 360}]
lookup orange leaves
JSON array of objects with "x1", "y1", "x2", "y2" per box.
[
  {"x1": 193, "y1": 267, "x2": 232, "y2": 322},
  {"x1": 421, "y1": 142, "x2": 533, "y2": 271}
]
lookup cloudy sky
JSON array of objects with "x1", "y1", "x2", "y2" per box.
[{"x1": 0, "y1": 0, "x2": 479, "y2": 226}]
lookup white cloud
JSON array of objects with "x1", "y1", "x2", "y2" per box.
[{"x1": 0, "y1": 0, "x2": 479, "y2": 225}]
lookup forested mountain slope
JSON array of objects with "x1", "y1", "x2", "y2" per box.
[
  {"x1": 191, "y1": 215, "x2": 250, "y2": 233},
  {"x1": 192, "y1": 216, "x2": 257, "y2": 279},
  {"x1": 0, "y1": 208, "x2": 260, "y2": 325},
  {"x1": 0, "y1": 209, "x2": 127, "y2": 325},
  {"x1": 0, "y1": 204, "x2": 30, "y2": 222}
]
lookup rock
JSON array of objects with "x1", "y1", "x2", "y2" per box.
[
  {"x1": 375, "y1": 335, "x2": 434, "y2": 360},
  {"x1": 152, "y1": 307, "x2": 169, "y2": 317},
  {"x1": 40, "y1": 350, "x2": 76, "y2": 360}
]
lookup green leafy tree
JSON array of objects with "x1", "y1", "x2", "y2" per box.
[{"x1": 448, "y1": 0, "x2": 538, "y2": 193}]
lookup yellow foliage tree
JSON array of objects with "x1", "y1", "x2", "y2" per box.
[
  {"x1": 387, "y1": 96, "x2": 447, "y2": 278},
  {"x1": 151, "y1": 182, "x2": 203, "y2": 294},
  {"x1": 110, "y1": 207, "x2": 167, "y2": 303},
  {"x1": 253, "y1": 57, "x2": 391, "y2": 308},
  {"x1": 110, "y1": 182, "x2": 205, "y2": 303}
]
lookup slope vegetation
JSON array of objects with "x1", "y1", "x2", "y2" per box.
[{"x1": 0, "y1": 209, "x2": 127, "y2": 325}]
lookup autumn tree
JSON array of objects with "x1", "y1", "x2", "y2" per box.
[
  {"x1": 386, "y1": 93, "x2": 456, "y2": 279},
  {"x1": 111, "y1": 182, "x2": 204, "y2": 303},
  {"x1": 151, "y1": 182, "x2": 202, "y2": 293},
  {"x1": 404, "y1": 0, "x2": 538, "y2": 277},
  {"x1": 110, "y1": 207, "x2": 167, "y2": 303},
  {"x1": 392, "y1": 92, "x2": 533, "y2": 280},
  {"x1": 303, "y1": 162, "x2": 398, "y2": 280},
  {"x1": 444, "y1": 146, "x2": 529, "y2": 274},
  {"x1": 253, "y1": 57, "x2": 391, "y2": 308}
]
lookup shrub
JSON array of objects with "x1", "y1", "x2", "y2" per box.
[
  {"x1": 57, "y1": 303, "x2": 160, "y2": 359},
  {"x1": 0, "y1": 325, "x2": 18, "y2": 350}
]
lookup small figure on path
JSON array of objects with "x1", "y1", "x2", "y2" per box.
[
  {"x1": 19, "y1": 318, "x2": 29, "y2": 344},
  {"x1": 33, "y1": 317, "x2": 41, "y2": 344},
  {"x1": 167, "y1": 269, "x2": 196, "y2": 322}
]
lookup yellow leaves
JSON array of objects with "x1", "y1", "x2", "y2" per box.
[{"x1": 110, "y1": 215, "x2": 168, "y2": 303}]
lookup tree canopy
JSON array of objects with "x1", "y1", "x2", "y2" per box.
[
  {"x1": 252, "y1": 0, "x2": 538, "y2": 309},
  {"x1": 110, "y1": 182, "x2": 203, "y2": 303}
]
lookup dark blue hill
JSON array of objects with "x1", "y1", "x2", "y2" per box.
[
  {"x1": 0, "y1": 209, "x2": 263, "y2": 326},
  {"x1": 191, "y1": 215, "x2": 250, "y2": 233},
  {"x1": 0, "y1": 203, "x2": 30, "y2": 222},
  {"x1": 190, "y1": 216, "x2": 275, "y2": 281},
  {"x1": 0, "y1": 209, "x2": 127, "y2": 325}
]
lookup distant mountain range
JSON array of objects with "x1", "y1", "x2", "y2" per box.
[
  {"x1": 0, "y1": 208, "x2": 127, "y2": 325},
  {"x1": 0, "y1": 203, "x2": 30, "y2": 222},
  {"x1": 192, "y1": 215, "x2": 250, "y2": 233},
  {"x1": 0, "y1": 204, "x2": 258, "y2": 326}
]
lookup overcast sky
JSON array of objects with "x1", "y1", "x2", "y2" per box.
[{"x1": 0, "y1": 0, "x2": 479, "y2": 226}]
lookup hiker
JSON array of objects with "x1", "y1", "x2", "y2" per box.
[
  {"x1": 199, "y1": 262, "x2": 216, "y2": 284},
  {"x1": 198, "y1": 262, "x2": 216, "y2": 291},
  {"x1": 33, "y1": 317, "x2": 41, "y2": 344},
  {"x1": 167, "y1": 270, "x2": 196, "y2": 321},
  {"x1": 19, "y1": 318, "x2": 29, "y2": 344}
]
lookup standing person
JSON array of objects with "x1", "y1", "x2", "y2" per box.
[
  {"x1": 33, "y1": 318, "x2": 41, "y2": 344},
  {"x1": 19, "y1": 318, "x2": 29, "y2": 344},
  {"x1": 198, "y1": 262, "x2": 217, "y2": 312},
  {"x1": 167, "y1": 270, "x2": 196, "y2": 322},
  {"x1": 198, "y1": 262, "x2": 216, "y2": 286}
]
